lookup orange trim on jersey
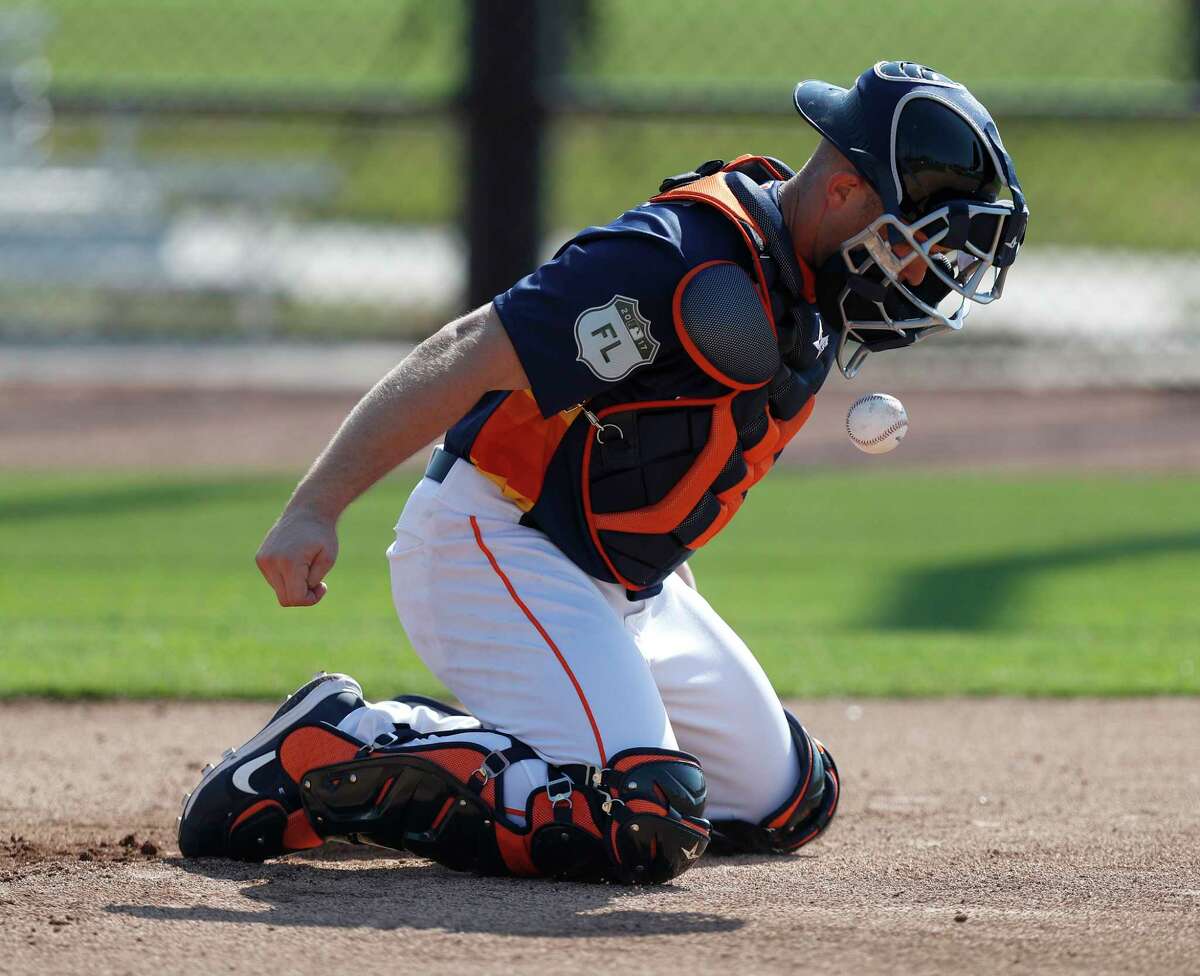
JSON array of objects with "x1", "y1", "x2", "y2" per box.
[
  {"x1": 672, "y1": 260, "x2": 774, "y2": 392},
  {"x1": 469, "y1": 390, "x2": 575, "y2": 512},
  {"x1": 470, "y1": 515, "x2": 607, "y2": 766}
]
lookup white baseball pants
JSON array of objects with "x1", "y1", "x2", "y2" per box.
[{"x1": 343, "y1": 454, "x2": 799, "y2": 825}]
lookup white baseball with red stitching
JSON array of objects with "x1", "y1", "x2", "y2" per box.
[{"x1": 846, "y1": 393, "x2": 908, "y2": 455}]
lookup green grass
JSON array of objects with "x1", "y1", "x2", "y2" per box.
[
  {"x1": 33, "y1": 0, "x2": 1193, "y2": 95},
  {"x1": 19, "y1": 0, "x2": 1200, "y2": 254},
  {"x1": 39, "y1": 0, "x2": 462, "y2": 97},
  {"x1": 2, "y1": 470, "x2": 1197, "y2": 700}
]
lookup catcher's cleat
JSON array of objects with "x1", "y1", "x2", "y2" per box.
[{"x1": 178, "y1": 672, "x2": 365, "y2": 861}]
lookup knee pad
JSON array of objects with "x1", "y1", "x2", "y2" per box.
[
  {"x1": 592, "y1": 748, "x2": 711, "y2": 883},
  {"x1": 282, "y1": 725, "x2": 710, "y2": 885},
  {"x1": 709, "y1": 710, "x2": 840, "y2": 855}
]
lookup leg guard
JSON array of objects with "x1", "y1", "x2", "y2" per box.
[
  {"x1": 281, "y1": 724, "x2": 711, "y2": 885},
  {"x1": 708, "y1": 710, "x2": 840, "y2": 855}
]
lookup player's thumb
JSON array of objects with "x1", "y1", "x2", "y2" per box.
[
  {"x1": 300, "y1": 581, "x2": 329, "y2": 607},
  {"x1": 307, "y1": 545, "x2": 336, "y2": 590}
]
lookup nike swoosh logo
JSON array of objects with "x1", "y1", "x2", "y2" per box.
[{"x1": 232, "y1": 751, "x2": 276, "y2": 795}]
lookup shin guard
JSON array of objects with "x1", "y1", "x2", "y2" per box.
[
  {"x1": 709, "y1": 710, "x2": 840, "y2": 855},
  {"x1": 282, "y1": 725, "x2": 710, "y2": 884}
]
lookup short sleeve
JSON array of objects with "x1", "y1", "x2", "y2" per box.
[{"x1": 493, "y1": 233, "x2": 687, "y2": 417}]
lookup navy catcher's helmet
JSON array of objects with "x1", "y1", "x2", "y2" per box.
[{"x1": 796, "y1": 61, "x2": 1029, "y2": 377}]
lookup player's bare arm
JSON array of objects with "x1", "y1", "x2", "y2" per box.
[{"x1": 255, "y1": 302, "x2": 528, "y2": 608}]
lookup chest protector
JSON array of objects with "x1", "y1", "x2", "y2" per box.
[{"x1": 578, "y1": 155, "x2": 838, "y2": 594}]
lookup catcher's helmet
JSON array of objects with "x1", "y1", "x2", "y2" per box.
[{"x1": 795, "y1": 61, "x2": 1029, "y2": 377}]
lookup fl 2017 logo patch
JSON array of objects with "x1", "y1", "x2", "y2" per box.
[{"x1": 574, "y1": 295, "x2": 660, "y2": 381}]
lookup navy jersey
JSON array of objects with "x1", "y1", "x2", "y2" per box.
[{"x1": 443, "y1": 189, "x2": 779, "y2": 589}]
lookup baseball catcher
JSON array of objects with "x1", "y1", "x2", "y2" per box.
[{"x1": 179, "y1": 63, "x2": 1027, "y2": 884}]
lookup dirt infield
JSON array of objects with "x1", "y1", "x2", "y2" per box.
[
  {"x1": 3, "y1": 699, "x2": 1198, "y2": 975},
  {"x1": 5, "y1": 384, "x2": 1200, "y2": 471}
]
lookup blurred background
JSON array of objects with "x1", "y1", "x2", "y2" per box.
[
  {"x1": 0, "y1": 1, "x2": 1197, "y2": 369},
  {"x1": 1, "y1": 1, "x2": 1197, "y2": 698}
]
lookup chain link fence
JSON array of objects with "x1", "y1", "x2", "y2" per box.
[{"x1": 1, "y1": 0, "x2": 1198, "y2": 385}]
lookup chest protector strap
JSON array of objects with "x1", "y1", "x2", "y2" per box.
[{"x1": 580, "y1": 156, "x2": 836, "y2": 594}]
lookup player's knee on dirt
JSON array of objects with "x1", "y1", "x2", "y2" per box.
[
  {"x1": 708, "y1": 710, "x2": 840, "y2": 855},
  {"x1": 283, "y1": 723, "x2": 711, "y2": 885},
  {"x1": 598, "y1": 748, "x2": 710, "y2": 883}
]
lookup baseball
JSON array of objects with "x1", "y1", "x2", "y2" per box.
[{"x1": 846, "y1": 393, "x2": 908, "y2": 454}]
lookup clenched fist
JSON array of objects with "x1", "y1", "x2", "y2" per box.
[{"x1": 255, "y1": 507, "x2": 339, "y2": 607}]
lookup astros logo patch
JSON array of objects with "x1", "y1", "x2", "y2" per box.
[{"x1": 574, "y1": 295, "x2": 660, "y2": 381}]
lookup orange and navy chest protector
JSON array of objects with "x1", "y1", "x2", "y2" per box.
[{"x1": 444, "y1": 155, "x2": 839, "y2": 597}]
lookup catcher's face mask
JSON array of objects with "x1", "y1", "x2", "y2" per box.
[
  {"x1": 816, "y1": 251, "x2": 963, "y2": 379},
  {"x1": 837, "y1": 192, "x2": 1025, "y2": 328}
]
